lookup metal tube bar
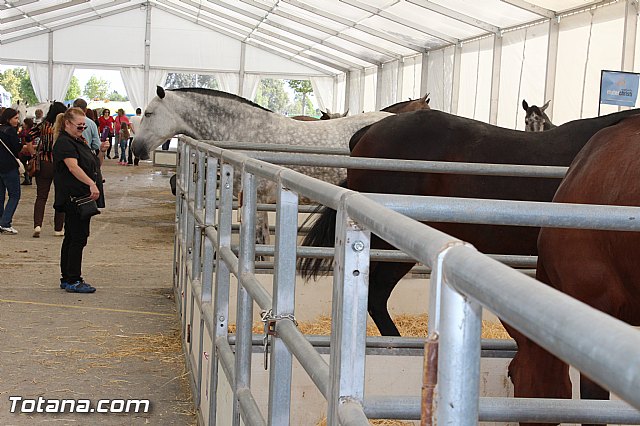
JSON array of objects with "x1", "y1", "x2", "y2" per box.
[
  {"x1": 268, "y1": 182, "x2": 299, "y2": 426},
  {"x1": 237, "y1": 387, "x2": 266, "y2": 426},
  {"x1": 234, "y1": 170, "x2": 258, "y2": 426},
  {"x1": 277, "y1": 320, "x2": 330, "y2": 398},
  {"x1": 436, "y1": 266, "x2": 483, "y2": 425},
  {"x1": 337, "y1": 399, "x2": 370, "y2": 426},
  {"x1": 327, "y1": 202, "x2": 371, "y2": 425},
  {"x1": 444, "y1": 245, "x2": 640, "y2": 410},
  {"x1": 361, "y1": 396, "x2": 640, "y2": 423},
  {"x1": 217, "y1": 337, "x2": 236, "y2": 386},
  {"x1": 237, "y1": 272, "x2": 273, "y2": 310},
  {"x1": 202, "y1": 157, "x2": 218, "y2": 304},
  {"x1": 366, "y1": 193, "x2": 640, "y2": 231}
]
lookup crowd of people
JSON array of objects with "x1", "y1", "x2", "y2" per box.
[{"x1": 0, "y1": 101, "x2": 146, "y2": 294}]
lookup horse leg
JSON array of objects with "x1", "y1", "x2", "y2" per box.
[
  {"x1": 578, "y1": 373, "x2": 609, "y2": 426},
  {"x1": 367, "y1": 261, "x2": 415, "y2": 336}
]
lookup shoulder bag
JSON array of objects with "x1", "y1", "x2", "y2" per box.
[{"x1": 0, "y1": 136, "x2": 25, "y2": 175}]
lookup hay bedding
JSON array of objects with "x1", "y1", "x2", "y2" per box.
[{"x1": 230, "y1": 313, "x2": 511, "y2": 339}]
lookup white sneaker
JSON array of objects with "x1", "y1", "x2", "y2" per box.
[
  {"x1": 54, "y1": 230, "x2": 64, "y2": 237},
  {"x1": 0, "y1": 226, "x2": 18, "y2": 235},
  {"x1": 33, "y1": 226, "x2": 41, "y2": 238}
]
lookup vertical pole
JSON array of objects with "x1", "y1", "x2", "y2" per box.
[
  {"x1": 544, "y1": 18, "x2": 559, "y2": 120},
  {"x1": 396, "y1": 58, "x2": 404, "y2": 103},
  {"x1": 489, "y1": 33, "x2": 503, "y2": 125},
  {"x1": 450, "y1": 45, "x2": 462, "y2": 115},
  {"x1": 344, "y1": 71, "x2": 352, "y2": 114},
  {"x1": 233, "y1": 169, "x2": 257, "y2": 426},
  {"x1": 239, "y1": 43, "x2": 247, "y2": 96},
  {"x1": 420, "y1": 52, "x2": 429, "y2": 101},
  {"x1": 144, "y1": 1, "x2": 151, "y2": 106},
  {"x1": 327, "y1": 200, "x2": 371, "y2": 425},
  {"x1": 181, "y1": 145, "x2": 192, "y2": 343},
  {"x1": 622, "y1": 0, "x2": 638, "y2": 73},
  {"x1": 193, "y1": 150, "x2": 205, "y2": 409},
  {"x1": 48, "y1": 32, "x2": 53, "y2": 101},
  {"x1": 436, "y1": 268, "x2": 482, "y2": 425},
  {"x1": 210, "y1": 163, "x2": 234, "y2": 426},
  {"x1": 375, "y1": 63, "x2": 384, "y2": 111},
  {"x1": 268, "y1": 180, "x2": 298, "y2": 426},
  {"x1": 201, "y1": 155, "x2": 218, "y2": 420}
]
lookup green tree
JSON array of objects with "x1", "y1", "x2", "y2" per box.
[
  {"x1": 254, "y1": 79, "x2": 289, "y2": 113},
  {"x1": 287, "y1": 79, "x2": 313, "y2": 116},
  {"x1": 165, "y1": 73, "x2": 218, "y2": 89},
  {"x1": 287, "y1": 95, "x2": 315, "y2": 117},
  {"x1": 107, "y1": 90, "x2": 128, "y2": 102},
  {"x1": 65, "y1": 76, "x2": 81, "y2": 100},
  {"x1": 0, "y1": 68, "x2": 37, "y2": 104},
  {"x1": 83, "y1": 75, "x2": 110, "y2": 100}
]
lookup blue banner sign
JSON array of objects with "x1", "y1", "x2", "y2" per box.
[{"x1": 600, "y1": 70, "x2": 639, "y2": 107}]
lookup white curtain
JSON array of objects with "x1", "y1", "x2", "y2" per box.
[
  {"x1": 379, "y1": 60, "x2": 398, "y2": 108},
  {"x1": 216, "y1": 72, "x2": 239, "y2": 95},
  {"x1": 335, "y1": 73, "x2": 346, "y2": 114},
  {"x1": 400, "y1": 56, "x2": 422, "y2": 101},
  {"x1": 363, "y1": 67, "x2": 377, "y2": 112},
  {"x1": 27, "y1": 63, "x2": 49, "y2": 102},
  {"x1": 120, "y1": 67, "x2": 144, "y2": 110},
  {"x1": 348, "y1": 70, "x2": 364, "y2": 114},
  {"x1": 147, "y1": 69, "x2": 168, "y2": 107},
  {"x1": 310, "y1": 76, "x2": 334, "y2": 112},
  {"x1": 51, "y1": 64, "x2": 75, "y2": 103},
  {"x1": 241, "y1": 74, "x2": 260, "y2": 101}
]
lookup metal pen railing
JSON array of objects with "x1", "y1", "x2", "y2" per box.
[{"x1": 173, "y1": 136, "x2": 640, "y2": 425}]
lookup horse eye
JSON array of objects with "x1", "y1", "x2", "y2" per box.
[{"x1": 144, "y1": 112, "x2": 152, "y2": 117}]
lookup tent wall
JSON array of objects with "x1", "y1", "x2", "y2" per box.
[{"x1": 1, "y1": 1, "x2": 637, "y2": 123}]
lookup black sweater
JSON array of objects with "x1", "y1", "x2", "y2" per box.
[{"x1": 0, "y1": 125, "x2": 21, "y2": 173}]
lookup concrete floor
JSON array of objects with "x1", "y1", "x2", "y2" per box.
[{"x1": 0, "y1": 159, "x2": 195, "y2": 425}]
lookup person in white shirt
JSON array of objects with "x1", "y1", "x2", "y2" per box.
[{"x1": 128, "y1": 108, "x2": 142, "y2": 166}]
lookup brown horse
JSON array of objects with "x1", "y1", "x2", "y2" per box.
[
  {"x1": 291, "y1": 93, "x2": 430, "y2": 121},
  {"x1": 504, "y1": 114, "x2": 640, "y2": 426},
  {"x1": 299, "y1": 107, "x2": 640, "y2": 336}
]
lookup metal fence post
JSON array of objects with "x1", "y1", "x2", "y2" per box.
[
  {"x1": 209, "y1": 162, "x2": 234, "y2": 426},
  {"x1": 192, "y1": 149, "x2": 205, "y2": 409},
  {"x1": 328, "y1": 199, "x2": 371, "y2": 426},
  {"x1": 268, "y1": 179, "x2": 299, "y2": 426},
  {"x1": 436, "y1": 247, "x2": 482, "y2": 425},
  {"x1": 234, "y1": 169, "x2": 257, "y2": 425}
]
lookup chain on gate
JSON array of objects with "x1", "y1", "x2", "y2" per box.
[{"x1": 260, "y1": 309, "x2": 298, "y2": 370}]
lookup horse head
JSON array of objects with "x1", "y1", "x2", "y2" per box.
[
  {"x1": 133, "y1": 86, "x2": 203, "y2": 160},
  {"x1": 523, "y1": 99, "x2": 554, "y2": 132},
  {"x1": 320, "y1": 109, "x2": 348, "y2": 120},
  {"x1": 12, "y1": 100, "x2": 27, "y2": 123}
]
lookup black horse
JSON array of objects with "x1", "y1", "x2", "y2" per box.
[{"x1": 299, "y1": 107, "x2": 640, "y2": 336}]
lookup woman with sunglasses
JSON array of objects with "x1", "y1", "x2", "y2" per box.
[
  {"x1": 52, "y1": 107, "x2": 104, "y2": 293},
  {"x1": 30, "y1": 101, "x2": 67, "y2": 238}
]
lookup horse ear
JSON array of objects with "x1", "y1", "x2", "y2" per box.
[
  {"x1": 426, "y1": 97, "x2": 430, "y2": 105},
  {"x1": 420, "y1": 92, "x2": 429, "y2": 103},
  {"x1": 541, "y1": 100, "x2": 551, "y2": 111},
  {"x1": 522, "y1": 99, "x2": 529, "y2": 111},
  {"x1": 343, "y1": 109, "x2": 349, "y2": 117},
  {"x1": 321, "y1": 111, "x2": 330, "y2": 119},
  {"x1": 157, "y1": 86, "x2": 166, "y2": 99}
]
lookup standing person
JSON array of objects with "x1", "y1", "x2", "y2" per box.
[
  {"x1": 98, "y1": 109, "x2": 114, "y2": 158},
  {"x1": 34, "y1": 108, "x2": 44, "y2": 125},
  {"x1": 19, "y1": 117, "x2": 35, "y2": 185},
  {"x1": 128, "y1": 107, "x2": 142, "y2": 165},
  {"x1": 118, "y1": 122, "x2": 130, "y2": 165},
  {"x1": 30, "y1": 102, "x2": 67, "y2": 238},
  {"x1": 0, "y1": 108, "x2": 23, "y2": 234},
  {"x1": 53, "y1": 107, "x2": 104, "y2": 293},
  {"x1": 113, "y1": 108, "x2": 130, "y2": 161},
  {"x1": 72, "y1": 99, "x2": 101, "y2": 157}
]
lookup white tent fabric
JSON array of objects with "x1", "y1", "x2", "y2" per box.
[
  {"x1": 0, "y1": 84, "x2": 11, "y2": 108},
  {"x1": 120, "y1": 67, "x2": 145, "y2": 110},
  {"x1": 310, "y1": 76, "x2": 334, "y2": 112},
  {"x1": 0, "y1": 0, "x2": 638, "y2": 125},
  {"x1": 241, "y1": 74, "x2": 261, "y2": 101}
]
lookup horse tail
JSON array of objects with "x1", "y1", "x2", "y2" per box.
[{"x1": 298, "y1": 180, "x2": 346, "y2": 280}]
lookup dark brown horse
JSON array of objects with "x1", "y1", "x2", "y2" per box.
[
  {"x1": 299, "y1": 108, "x2": 640, "y2": 337},
  {"x1": 504, "y1": 114, "x2": 640, "y2": 426}
]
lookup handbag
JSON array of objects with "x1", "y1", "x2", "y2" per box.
[
  {"x1": 70, "y1": 194, "x2": 101, "y2": 220},
  {"x1": 0, "y1": 136, "x2": 25, "y2": 174},
  {"x1": 27, "y1": 139, "x2": 41, "y2": 177}
]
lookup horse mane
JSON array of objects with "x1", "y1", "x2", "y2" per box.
[
  {"x1": 381, "y1": 99, "x2": 412, "y2": 111},
  {"x1": 169, "y1": 87, "x2": 272, "y2": 113}
]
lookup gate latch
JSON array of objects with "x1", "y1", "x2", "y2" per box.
[{"x1": 260, "y1": 309, "x2": 298, "y2": 370}]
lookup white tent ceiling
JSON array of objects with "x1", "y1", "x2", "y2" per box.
[
  {"x1": 0, "y1": 0, "x2": 616, "y2": 74},
  {"x1": 0, "y1": 0, "x2": 636, "y2": 127}
]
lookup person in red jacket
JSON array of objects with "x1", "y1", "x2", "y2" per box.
[{"x1": 98, "y1": 109, "x2": 115, "y2": 158}]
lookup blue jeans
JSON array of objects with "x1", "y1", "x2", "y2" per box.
[
  {"x1": 119, "y1": 140, "x2": 128, "y2": 162},
  {"x1": 0, "y1": 167, "x2": 21, "y2": 228}
]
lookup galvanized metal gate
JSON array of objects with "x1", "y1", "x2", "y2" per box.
[{"x1": 173, "y1": 136, "x2": 640, "y2": 425}]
